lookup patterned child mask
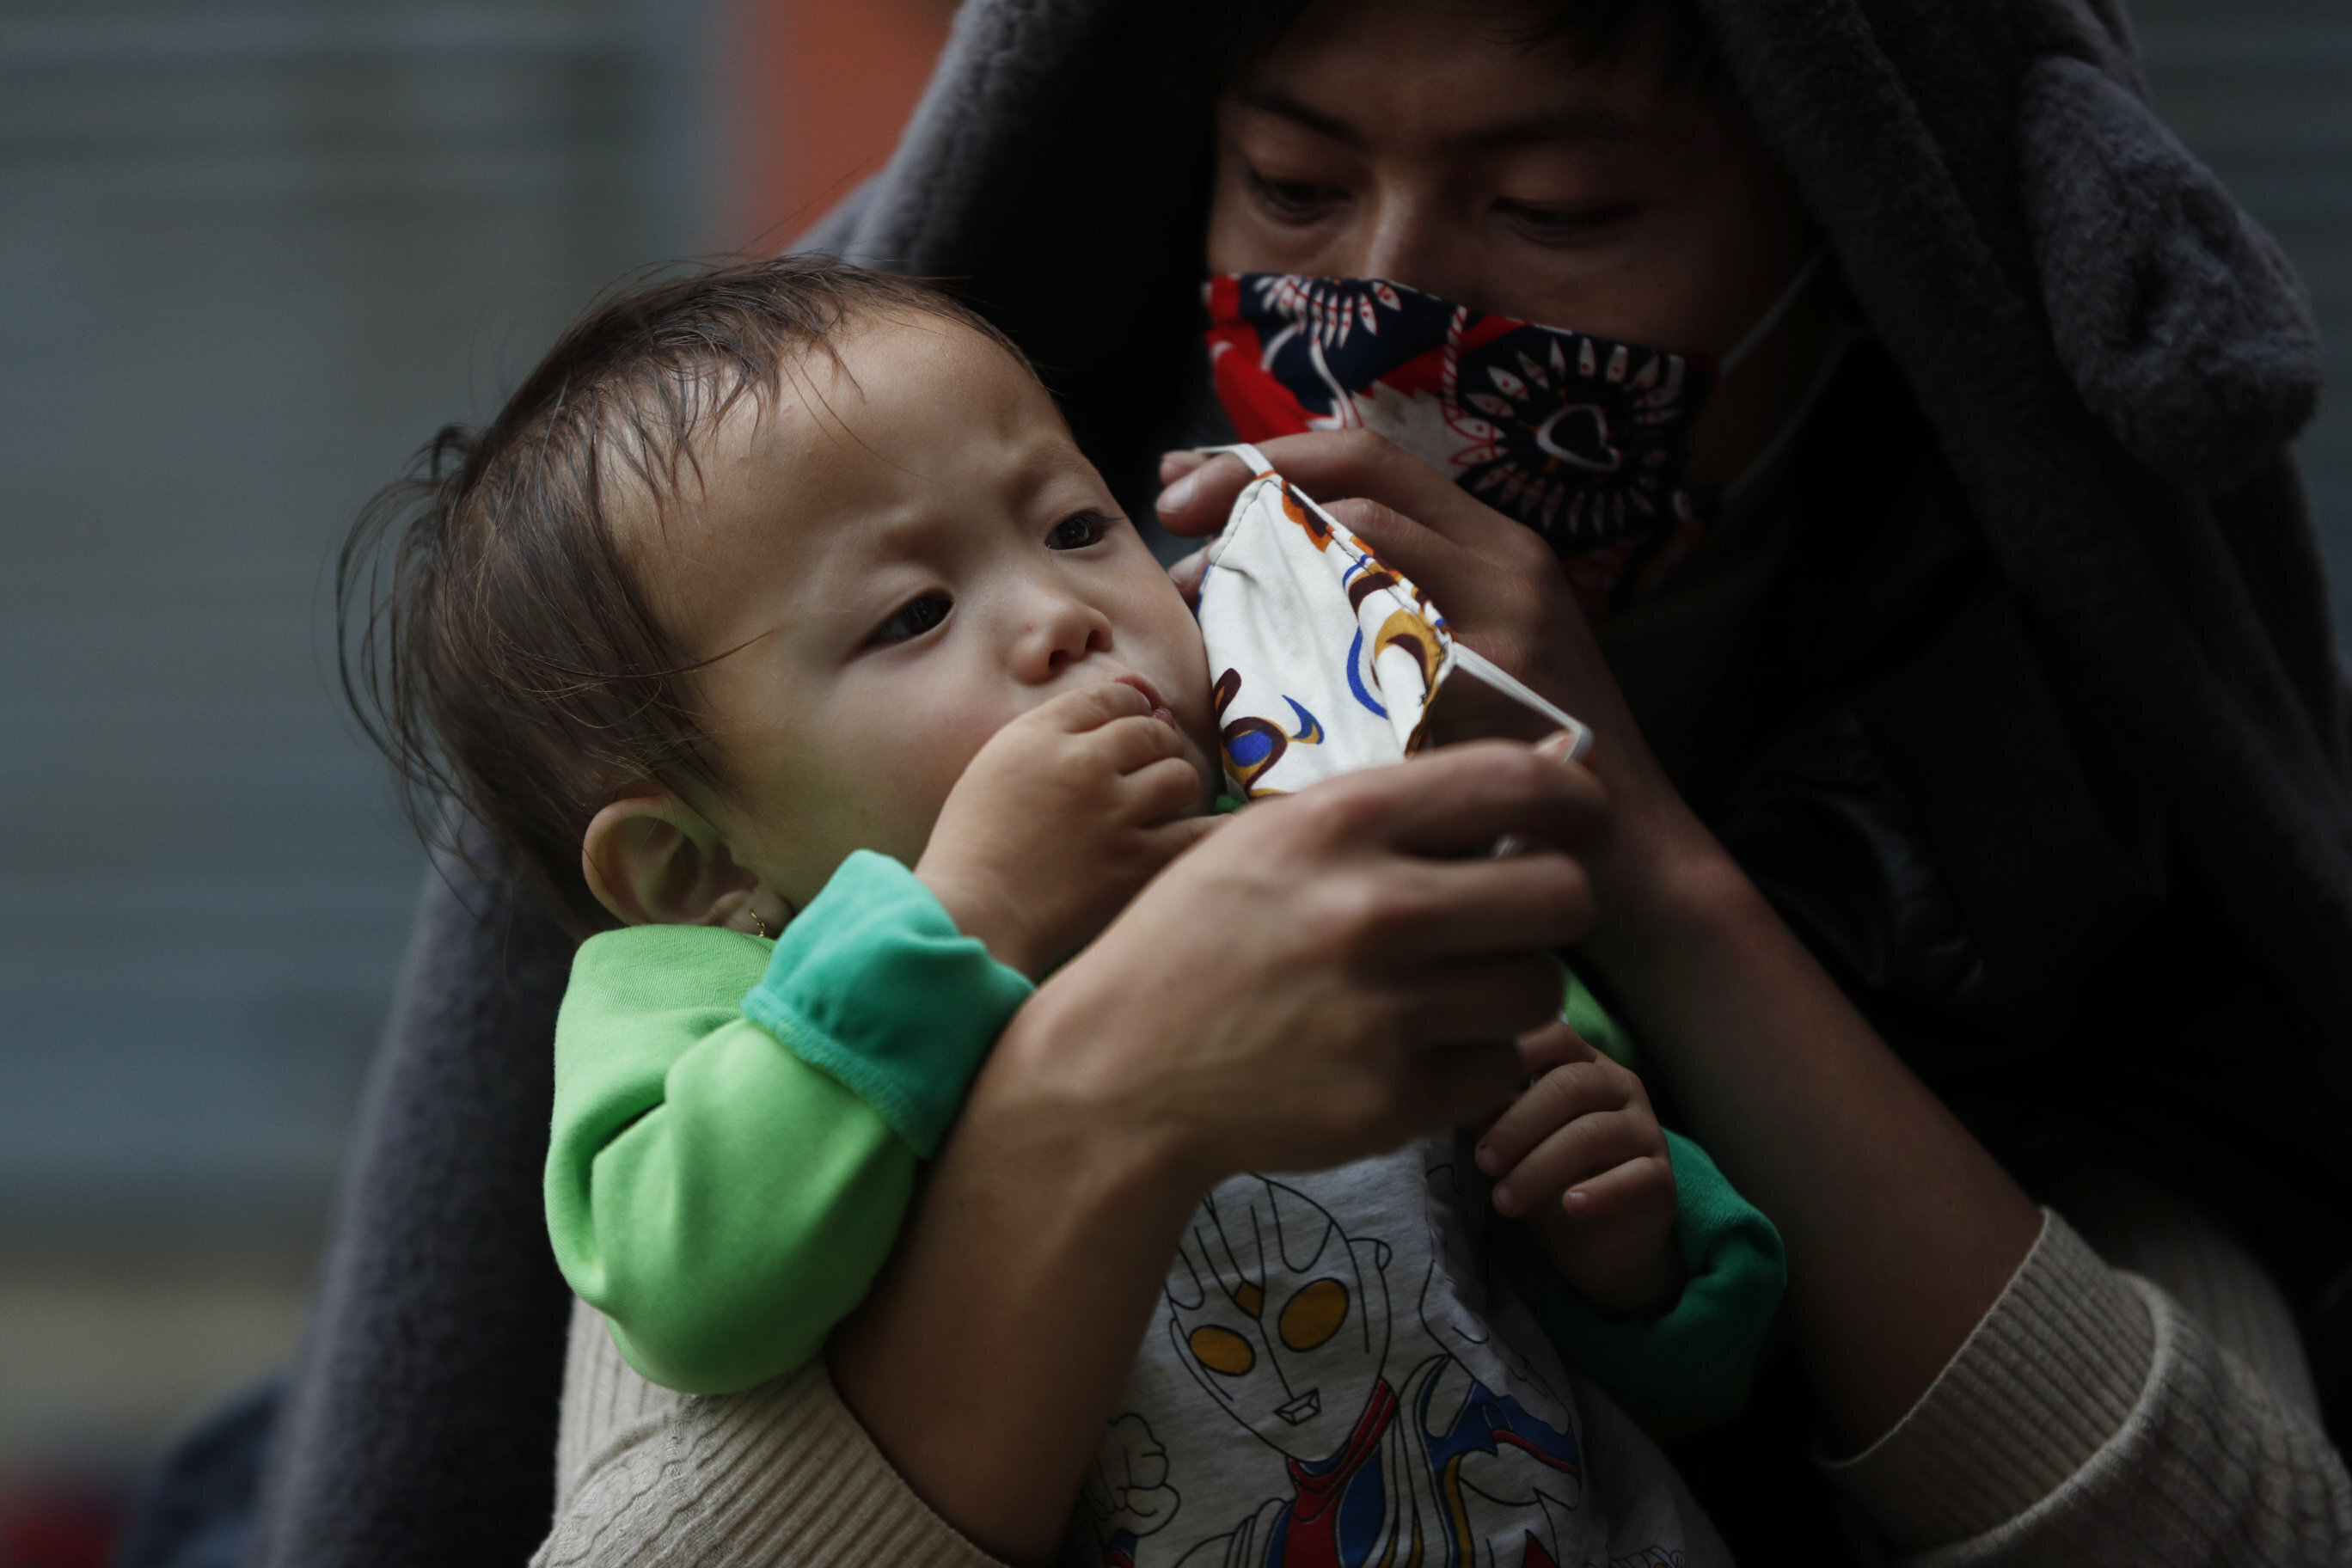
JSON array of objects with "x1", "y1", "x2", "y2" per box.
[
  {"x1": 1196, "y1": 442, "x2": 1589, "y2": 800},
  {"x1": 1204, "y1": 261, "x2": 1824, "y2": 619}
]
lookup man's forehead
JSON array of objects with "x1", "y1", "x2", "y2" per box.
[
  {"x1": 1233, "y1": 3, "x2": 1684, "y2": 153},
  {"x1": 1234, "y1": 82, "x2": 1666, "y2": 155}
]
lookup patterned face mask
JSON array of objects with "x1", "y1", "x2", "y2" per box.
[
  {"x1": 1195, "y1": 441, "x2": 1589, "y2": 802},
  {"x1": 1204, "y1": 261, "x2": 1823, "y2": 619}
]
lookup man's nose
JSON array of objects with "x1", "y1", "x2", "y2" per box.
[{"x1": 1349, "y1": 183, "x2": 1481, "y2": 310}]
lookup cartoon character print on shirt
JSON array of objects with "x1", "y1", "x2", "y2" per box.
[{"x1": 1087, "y1": 1163, "x2": 1589, "y2": 1568}]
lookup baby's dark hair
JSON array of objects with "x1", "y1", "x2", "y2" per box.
[{"x1": 339, "y1": 256, "x2": 1028, "y2": 937}]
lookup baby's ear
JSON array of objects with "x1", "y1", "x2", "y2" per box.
[{"x1": 581, "y1": 793, "x2": 760, "y2": 928}]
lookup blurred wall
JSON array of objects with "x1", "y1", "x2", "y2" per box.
[
  {"x1": 0, "y1": 0, "x2": 718, "y2": 1243},
  {"x1": 2137, "y1": 0, "x2": 2351, "y2": 640},
  {"x1": 729, "y1": 0, "x2": 953, "y2": 247}
]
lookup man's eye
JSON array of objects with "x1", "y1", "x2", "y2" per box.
[
  {"x1": 1046, "y1": 511, "x2": 1116, "y2": 551},
  {"x1": 1497, "y1": 199, "x2": 1635, "y2": 244},
  {"x1": 869, "y1": 592, "x2": 951, "y2": 645},
  {"x1": 1246, "y1": 165, "x2": 1345, "y2": 221}
]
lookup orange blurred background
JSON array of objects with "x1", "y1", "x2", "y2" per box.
[{"x1": 730, "y1": 0, "x2": 960, "y2": 250}]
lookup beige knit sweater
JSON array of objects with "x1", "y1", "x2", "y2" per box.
[{"x1": 533, "y1": 1200, "x2": 2352, "y2": 1565}]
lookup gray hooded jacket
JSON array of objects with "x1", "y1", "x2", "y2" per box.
[{"x1": 250, "y1": 3, "x2": 2349, "y2": 1565}]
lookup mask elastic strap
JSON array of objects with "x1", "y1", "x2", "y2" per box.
[
  {"x1": 1717, "y1": 246, "x2": 1829, "y2": 379},
  {"x1": 1721, "y1": 334, "x2": 1853, "y2": 508},
  {"x1": 1197, "y1": 443, "x2": 1595, "y2": 763},
  {"x1": 1449, "y1": 646, "x2": 1594, "y2": 763}
]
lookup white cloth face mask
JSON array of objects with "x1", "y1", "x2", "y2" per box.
[{"x1": 1194, "y1": 442, "x2": 1592, "y2": 801}]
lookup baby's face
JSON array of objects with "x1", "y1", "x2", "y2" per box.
[{"x1": 629, "y1": 313, "x2": 1219, "y2": 914}]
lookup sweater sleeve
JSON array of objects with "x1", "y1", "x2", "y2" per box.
[
  {"x1": 1823, "y1": 1210, "x2": 2352, "y2": 1565},
  {"x1": 536, "y1": 1296, "x2": 1010, "y2": 1568},
  {"x1": 545, "y1": 853, "x2": 1032, "y2": 1396}
]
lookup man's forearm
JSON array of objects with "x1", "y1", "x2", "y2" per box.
[
  {"x1": 1584, "y1": 837, "x2": 2041, "y2": 1448},
  {"x1": 826, "y1": 1009, "x2": 1203, "y2": 1567}
]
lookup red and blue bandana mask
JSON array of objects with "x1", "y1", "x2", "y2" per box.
[{"x1": 1205, "y1": 272, "x2": 1718, "y2": 619}]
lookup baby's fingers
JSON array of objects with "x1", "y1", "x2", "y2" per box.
[
  {"x1": 1088, "y1": 712, "x2": 1187, "y2": 776},
  {"x1": 1474, "y1": 1051, "x2": 1620, "y2": 1181},
  {"x1": 1490, "y1": 1106, "x2": 1659, "y2": 1217},
  {"x1": 1029, "y1": 680, "x2": 1157, "y2": 736},
  {"x1": 1121, "y1": 754, "x2": 1210, "y2": 825},
  {"x1": 1553, "y1": 1152, "x2": 1675, "y2": 1224},
  {"x1": 1516, "y1": 1020, "x2": 1597, "y2": 1078}
]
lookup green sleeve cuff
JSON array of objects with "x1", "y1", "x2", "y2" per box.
[
  {"x1": 548, "y1": 922, "x2": 916, "y2": 1393},
  {"x1": 741, "y1": 850, "x2": 1034, "y2": 1156},
  {"x1": 1496, "y1": 1128, "x2": 1786, "y2": 1436}
]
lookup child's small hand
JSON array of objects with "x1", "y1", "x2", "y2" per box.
[
  {"x1": 916, "y1": 679, "x2": 1219, "y2": 978},
  {"x1": 1474, "y1": 1020, "x2": 1681, "y2": 1319}
]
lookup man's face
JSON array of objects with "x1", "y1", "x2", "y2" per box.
[
  {"x1": 628, "y1": 315, "x2": 1218, "y2": 913},
  {"x1": 1206, "y1": 0, "x2": 1822, "y2": 488}
]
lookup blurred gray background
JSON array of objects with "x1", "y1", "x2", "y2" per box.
[
  {"x1": 0, "y1": 0, "x2": 2343, "y2": 1539},
  {"x1": 0, "y1": 0, "x2": 723, "y2": 1510}
]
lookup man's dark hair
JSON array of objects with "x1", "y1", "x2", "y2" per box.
[
  {"x1": 1222, "y1": 0, "x2": 1720, "y2": 89},
  {"x1": 339, "y1": 257, "x2": 1026, "y2": 937}
]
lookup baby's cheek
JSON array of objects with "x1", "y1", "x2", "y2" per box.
[{"x1": 905, "y1": 707, "x2": 1016, "y2": 814}]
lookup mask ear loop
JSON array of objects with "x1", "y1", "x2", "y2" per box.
[
  {"x1": 1197, "y1": 443, "x2": 1595, "y2": 763},
  {"x1": 1717, "y1": 246, "x2": 1830, "y2": 379},
  {"x1": 1707, "y1": 246, "x2": 1853, "y2": 508},
  {"x1": 1722, "y1": 336, "x2": 1853, "y2": 508}
]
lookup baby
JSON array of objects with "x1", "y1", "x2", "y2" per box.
[{"x1": 350, "y1": 258, "x2": 1779, "y2": 1567}]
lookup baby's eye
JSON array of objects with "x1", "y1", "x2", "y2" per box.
[
  {"x1": 868, "y1": 591, "x2": 952, "y2": 646},
  {"x1": 1045, "y1": 511, "x2": 1116, "y2": 551}
]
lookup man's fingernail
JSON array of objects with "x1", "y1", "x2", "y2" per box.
[
  {"x1": 1155, "y1": 469, "x2": 1201, "y2": 516},
  {"x1": 1491, "y1": 1183, "x2": 1516, "y2": 1212},
  {"x1": 1535, "y1": 731, "x2": 1576, "y2": 758},
  {"x1": 1473, "y1": 1143, "x2": 1500, "y2": 1175}
]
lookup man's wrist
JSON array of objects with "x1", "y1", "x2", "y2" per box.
[
  {"x1": 969, "y1": 983, "x2": 1212, "y2": 1223},
  {"x1": 1582, "y1": 813, "x2": 1761, "y2": 983}
]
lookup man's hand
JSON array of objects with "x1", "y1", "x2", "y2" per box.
[
  {"x1": 835, "y1": 738, "x2": 1608, "y2": 1565},
  {"x1": 914, "y1": 680, "x2": 1217, "y2": 978},
  {"x1": 1477, "y1": 1020, "x2": 1681, "y2": 1319}
]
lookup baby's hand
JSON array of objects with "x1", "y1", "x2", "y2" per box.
[
  {"x1": 1474, "y1": 1020, "x2": 1681, "y2": 1319},
  {"x1": 915, "y1": 680, "x2": 1219, "y2": 978}
]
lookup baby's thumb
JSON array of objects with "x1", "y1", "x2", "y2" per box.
[{"x1": 1515, "y1": 1018, "x2": 1596, "y2": 1076}]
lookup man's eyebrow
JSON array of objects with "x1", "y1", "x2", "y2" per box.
[
  {"x1": 1234, "y1": 86, "x2": 1658, "y2": 153},
  {"x1": 1234, "y1": 85, "x2": 1365, "y2": 147},
  {"x1": 1461, "y1": 107, "x2": 1659, "y2": 151}
]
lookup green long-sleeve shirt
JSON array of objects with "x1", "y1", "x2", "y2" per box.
[{"x1": 547, "y1": 850, "x2": 1784, "y2": 1421}]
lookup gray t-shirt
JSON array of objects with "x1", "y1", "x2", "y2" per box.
[{"x1": 1065, "y1": 1136, "x2": 1729, "y2": 1568}]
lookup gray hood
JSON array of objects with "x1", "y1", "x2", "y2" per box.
[{"x1": 811, "y1": 0, "x2": 2352, "y2": 1069}]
